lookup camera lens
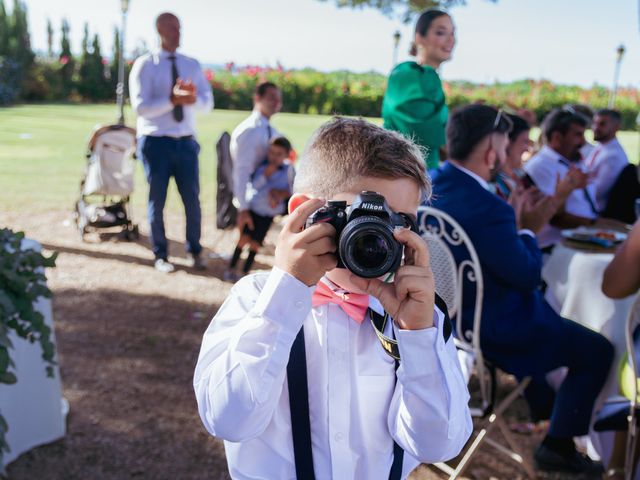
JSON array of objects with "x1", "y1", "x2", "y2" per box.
[
  {"x1": 352, "y1": 233, "x2": 390, "y2": 270},
  {"x1": 339, "y1": 216, "x2": 402, "y2": 278}
]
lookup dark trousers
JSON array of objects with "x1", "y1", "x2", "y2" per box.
[
  {"x1": 139, "y1": 135, "x2": 202, "y2": 260},
  {"x1": 514, "y1": 319, "x2": 614, "y2": 438}
]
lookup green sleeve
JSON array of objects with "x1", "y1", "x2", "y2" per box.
[{"x1": 382, "y1": 62, "x2": 447, "y2": 170}]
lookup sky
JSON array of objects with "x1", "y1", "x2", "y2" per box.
[{"x1": 20, "y1": 0, "x2": 640, "y2": 88}]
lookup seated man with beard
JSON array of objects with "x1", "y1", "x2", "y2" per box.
[{"x1": 431, "y1": 104, "x2": 613, "y2": 475}]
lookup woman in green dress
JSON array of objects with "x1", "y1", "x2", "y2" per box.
[{"x1": 382, "y1": 10, "x2": 455, "y2": 170}]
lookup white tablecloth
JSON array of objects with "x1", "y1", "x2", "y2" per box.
[
  {"x1": 542, "y1": 243, "x2": 636, "y2": 465},
  {"x1": 0, "y1": 239, "x2": 67, "y2": 465}
]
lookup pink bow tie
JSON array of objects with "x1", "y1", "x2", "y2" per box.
[{"x1": 312, "y1": 281, "x2": 370, "y2": 324}]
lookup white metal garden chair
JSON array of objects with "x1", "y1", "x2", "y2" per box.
[
  {"x1": 594, "y1": 292, "x2": 640, "y2": 480},
  {"x1": 417, "y1": 205, "x2": 536, "y2": 480}
]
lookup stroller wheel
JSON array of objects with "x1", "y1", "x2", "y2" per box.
[{"x1": 123, "y1": 225, "x2": 139, "y2": 242}]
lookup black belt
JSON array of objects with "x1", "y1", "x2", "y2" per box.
[{"x1": 147, "y1": 134, "x2": 194, "y2": 141}]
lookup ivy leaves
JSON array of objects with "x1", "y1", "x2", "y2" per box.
[{"x1": 0, "y1": 228, "x2": 58, "y2": 471}]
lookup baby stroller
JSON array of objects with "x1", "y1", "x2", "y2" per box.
[{"x1": 75, "y1": 124, "x2": 139, "y2": 241}]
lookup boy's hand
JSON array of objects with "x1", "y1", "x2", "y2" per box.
[
  {"x1": 274, "y1": 197, "x2": 337, "y2": 286},
  {"x1": 350, "y1": 228, "x2": 435, "y2": 330}
]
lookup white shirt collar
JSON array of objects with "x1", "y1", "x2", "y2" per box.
[
  {"x1": 449, "y1": 161, "x2": 490, "y2": 190},
  {"x1": 157, "y1": 49, "x2": 179, "y2": 59},
  {"x1": 250, "y1": 109, "x2": 271, "y2": 126}
]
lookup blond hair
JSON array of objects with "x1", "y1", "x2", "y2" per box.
[{"x1": 294, "y1": 117, "x2": 430, "y2": 200}]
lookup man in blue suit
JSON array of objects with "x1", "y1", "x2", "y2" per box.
[{"x1": 431, "y1": 104, "x2": 613, "y2": 475}]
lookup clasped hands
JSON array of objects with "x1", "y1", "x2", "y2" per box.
[{"x1": 171, "y1": 78, "x2": 197, "y2": 106}]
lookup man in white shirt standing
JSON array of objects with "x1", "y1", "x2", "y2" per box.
[
  {"x1": 586, "y1": 109, "x2": 630, "y2": 210},
  {"x1": 524, "y1": 108, "x2": 598, "y2": 249},
  {"x1": 129, "y1": 12, "x2": 213, "y2": 273},
  {"x1": 230, "y1": 82, "x2": 282, "y2": 233}
]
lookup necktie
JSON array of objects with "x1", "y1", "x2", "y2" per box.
[
  {"x1": 311, "y1": 281, "x2": 369, "y2": 324},
  {"x1": 168, "y1": 54, "x2": 184, "y2": 122}
]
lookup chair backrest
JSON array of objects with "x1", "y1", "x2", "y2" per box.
[
  {"x1": 417, "y1": 206, "x2": 490, "y2": 413},
  {"x1": 603, "y1": 163, "x2": 640, "y2": 224},
  {"x1": 216, "y1": 131, "x2": 237, "y2": 230}
]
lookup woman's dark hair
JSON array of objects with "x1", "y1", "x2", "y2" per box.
[
  {"x1": 506, "y1": 114, "x2": 530, "y2": 142},
  {"x1": 409, "y1": 9, "x2": 449, "y2": 56}
]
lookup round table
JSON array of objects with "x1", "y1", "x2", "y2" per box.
[{"x1": 542, "y1": 242, "x2": 636, "y2": 467}]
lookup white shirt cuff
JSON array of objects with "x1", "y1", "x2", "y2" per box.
[
  {"x1": 253, "y1": 267, "x2": 314, "y2": 342},
  {"x1": 393, "y1": 307, "x2": 445, "y2": 379},
  {"x1": 518, "y1": 229, "x2": 536, "y2": 237}
]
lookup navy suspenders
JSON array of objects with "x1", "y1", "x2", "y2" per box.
[
  {"x1": 286, "y1": 296, "x2": 452, "y2": 479},
  {"x1": 287, "y1": 327, "x2": 317, "y2": 479},
  {"x1": 286, "y1": 322, "x2": 404, "y2": 480}
]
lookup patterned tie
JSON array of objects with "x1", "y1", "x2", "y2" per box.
[
  {"x1": 311, "y1": 281, "x2": 370, "y2": 324},
  {"x1": 168, "y1": 54, "x2": 184, "y2": 122}
]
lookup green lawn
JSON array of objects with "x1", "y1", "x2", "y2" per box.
[{"x1": 0, "y1": 104, "x2": 638, "y2": 215}]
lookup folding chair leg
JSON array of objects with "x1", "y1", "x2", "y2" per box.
[
  {"x1": 441, "y1": 379, "x2": 534, "y2": 480},
  {"x1": 496, "y1": 417, "x2": 536, "y2": 479}
]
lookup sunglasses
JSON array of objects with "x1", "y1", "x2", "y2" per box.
[{"x1": 492, "y1": 108, "x2": 513, "y2": 134}]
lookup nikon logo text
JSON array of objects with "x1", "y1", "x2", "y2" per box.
[{"x1": 361, "y1": 203, "x2": 383, "y2": 211}]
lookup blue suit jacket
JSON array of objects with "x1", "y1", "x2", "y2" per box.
[{"x1": 430, "y1": 162, "x2": 564, "y2": 375}]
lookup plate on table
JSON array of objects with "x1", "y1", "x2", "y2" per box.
[{"x1": 561, "y1": 227, "x2": 627, "y2": 249}]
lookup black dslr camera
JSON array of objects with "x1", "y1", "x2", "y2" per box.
[{"x1": 305, "y1": 191, "x2": 417, "y2": 278}]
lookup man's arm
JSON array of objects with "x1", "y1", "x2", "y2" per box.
[
  {"x1": 550, "y1": 210, "x2": 594, "y2": 229},
  {"x1": 603, "y1": 221, "x2": 640, "y2": 299},
  {"x1": 192, "y1": 60, "x2": 214, "y2": 112},
  {"x1": 129, "y1": 57, "x2": 174, "y2": 119},
  {"x1": 232, "y1": 129, "x2": 261, "y2": 211},
  {"x1": 388, "y1": 308, "x2": 473, "y2": 462},
  {"x1": 474, "y1": 203, "x2": 543, "y2": 292},
  {"x1": 193, "y1": 268, "x2": 312, "y2": 441}
]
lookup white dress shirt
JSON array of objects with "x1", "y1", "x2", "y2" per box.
[
  {"x1": 230, "y1": 110, "x2": 280, "y2": 211},
  {"x1": 129, "y1": 50, "x2": 213, "y2": 138},
  {"x1": 585, "y1": 138, "x2": 630, "y2": 209},
  {"x1": 524, "y1": 145, "x2": 598, "y2": 248},
  {"x1": 194, "y1": 268, "x2": 472, "y2": 480}
]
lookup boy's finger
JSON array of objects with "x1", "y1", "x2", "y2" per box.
[
  {"x1": 306, "y1": 236, "x2": 337, "y2": 255},
  {"x1": 286, "y1": 197, "x2": 326, "y2": 233},
  {"x1": 299, "y1": 222, "x2": 336, "y2": 243},
  {"x1": 350, "y1": 275, "x2": 398, "y2": 311},
  {"x1": 318, "y1": 253, "x2": 338, "y2": 271},
  {"x1": 394, "y1": 229, "x2": 430, "y2": 268}
]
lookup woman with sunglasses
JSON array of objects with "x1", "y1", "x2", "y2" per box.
[{"x1": 382, "y1": 9, "x2": 455, "y2": 171}]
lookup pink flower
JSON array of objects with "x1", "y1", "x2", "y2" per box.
[
  {"x1": 60, "y1": 55, "x2": 69, "y2": 65},
  {"x1": 205, "y1": 69, "x2": 214, "y2": 81},
  {"x1": 101, "y1": 58, "x2": 108, "y2": 65}
]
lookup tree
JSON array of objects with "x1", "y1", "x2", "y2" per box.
[
  {"x1": 46, "y1": 18, "x2": 54, "y2": 58},
  {"x1": 8, "y1": 0, "x2": 34, "y2": 68},
  {"x1": 110, "y1": 26, "x2": 120, "y2": 91},
  {"x1": 321, "y1": 0, "x2": 495, "y2": 21},
  {"x1": 59, "y1": 18, "x2": 74, "y2": 98},
  {"x1": 77, "y1": 22, "x2": 91, "y2": 97},
  {"x1": 90, "y1": 34, "x2": 111, "y2": 100},
  {"x1": 0, "y1": 0, "x2": 8, "y2": 56},
  {"x1": 78, "y1": 27, "x2": 111, "y2": 100}
]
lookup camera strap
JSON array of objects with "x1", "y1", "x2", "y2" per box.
[
  {"x1": 369, "y1": 293, "x2": 452, "y2": 361},
  {"x1": 287, "y1": 327, "x2": 404, "y2": 480}
]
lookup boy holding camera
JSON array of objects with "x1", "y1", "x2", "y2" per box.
[
  {"x1": 194, "y1": 118, "x2": 472, "y2": 479},
  {"x1": 225, "y1": 136, "x2": 294, "y2": 281}
]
